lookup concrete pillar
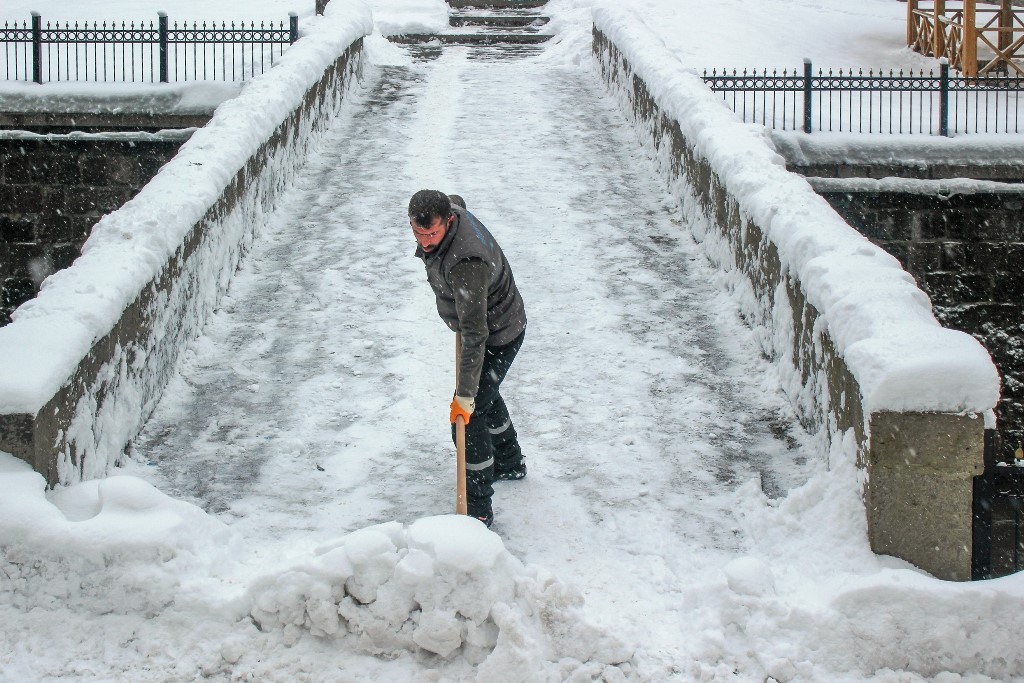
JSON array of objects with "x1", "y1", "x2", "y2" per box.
[{"x1": 866, "y1": 412, "x2": 985, "y2": 581}]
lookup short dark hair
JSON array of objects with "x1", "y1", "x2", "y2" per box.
[{"x1": 408, "y1": 190, "x2": 451, "y2": 227}]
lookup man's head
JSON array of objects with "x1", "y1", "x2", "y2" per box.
[{"x1": 408, "y1": 190, "x2": 454, "y2": 253}]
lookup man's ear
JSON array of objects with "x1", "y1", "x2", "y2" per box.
[{"x1": 447, "y1": 214, "x2": 456, "y2": 227}]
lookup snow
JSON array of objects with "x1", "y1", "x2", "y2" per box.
[
  {"x1": 0, "y1": 0, "x2": 1021, "y2": 681},
  {"x1": 774, "y1": 130, "x2": 1024, "y2": 167},
  {"x1": 248, "y1": 516, "x2": 632, "y2": 674},
  {"x1": 368, "y1": 0, "x2": 450, "y2": 36},
  {"x1": 809, "y1": 174, "x2": 1024, "y2": 195},
  {"x1": 0, "y1": 452, "x2": 231, "y2": 563}
]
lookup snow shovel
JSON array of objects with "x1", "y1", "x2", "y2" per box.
[{"x1": 455, "y1": 334, "x2": 468, "y2": 515}]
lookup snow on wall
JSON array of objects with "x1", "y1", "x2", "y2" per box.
[
  {"x1": 590, "y1": 8, "x2": 999, "y2": 429},
  {"x1": 0, "y1": 451, "x2": 235, "y2": 614},
  {"x1": 0, "y1": 3, "x2": 374, "y2": 484}
]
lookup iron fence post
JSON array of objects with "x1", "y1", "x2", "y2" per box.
[
  {"x1": 939, "y1": 57, "x2": 950, "y2": 136},
  {"x1": 158, "y1": 12, "x2": 168, "y2": 83},
  {"x1": 289, "y1": 13, "x2": 298, "y2": 44},
  {"x1": 31, "y1": 12, "x2": 42, "y2": 84},
  {"x1": 803, "y1": 57, "x2": 812, "y2": 133}
]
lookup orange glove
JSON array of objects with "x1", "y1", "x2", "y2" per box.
[{"x1": 450, "y1": 395, "x2": 475, "y2": 425}]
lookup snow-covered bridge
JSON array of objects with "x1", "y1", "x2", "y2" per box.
[{"x1": 0, "y1": 3, "x2": 1017, "y2": 681}]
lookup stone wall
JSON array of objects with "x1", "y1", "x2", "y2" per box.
[
  {"x1": 785, "y1": 160, "x2": 1024, "y2": 182},
  {"x1": 814, "y1": 181, "x2": 1024, "y2": 577},
  {"x1": 593, "y1": 26, "x2": 987, "y2": 580},
  {"x1": 0, "y1": 133, "x2": 189, "y2": 324},
  {"x1": 816, "y1": 183, "x2": 1024, "y2": 464}
]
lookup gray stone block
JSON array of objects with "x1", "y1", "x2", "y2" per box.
[{"x1": 866, "y1": 412, "x2": 985, "y2": 581}]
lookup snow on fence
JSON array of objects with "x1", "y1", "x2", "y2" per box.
[
  {"x1": 0, "y1": 5, "x2": 374, "y2": 486},
  {"x1": 1, "y1": 13, "x2": 298, "y2": 83},
  {"x1": 592, "y1": 9, "x2": 1000, "y2": 581}
]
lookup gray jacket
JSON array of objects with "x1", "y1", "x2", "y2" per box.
[{"x1": 416, "y1": 206, "x2": 526, "y2": 396}]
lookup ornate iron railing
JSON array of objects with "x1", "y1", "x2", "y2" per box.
[
  {"x1": 2, "y1": 13, "x2": 298, "y2": 83},
  {"x1": 703, "y1": 59, "x2": 1024, "y2": 135}
]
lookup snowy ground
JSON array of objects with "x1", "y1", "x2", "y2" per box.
[
  {"x1": 2, "y1": 34, "x2": 799, "y2": 679},
  {"x1": 3, "y1": 1, "x2": 1024, "y2": 681},
  {"x1": 128, "y1": 35, "x2": 818, "y2": 674}
]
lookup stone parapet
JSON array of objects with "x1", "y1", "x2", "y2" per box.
[
  {"x1": 0, "y1": 17, "x2": 368, "y2": 485},
  {"x1": 593, "y1": 25, "x2": 988, "y2": 580}
]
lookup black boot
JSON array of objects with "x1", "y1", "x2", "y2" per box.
[
  {"x1": 490, "y1": 407, "x2": 525, "y2": 481},
  {"x1": 468, "y1": 495, "x2": 493, "y2": 527},
  {"x1": 495, "y1": 459, "x2": 527, "y2": 481}
]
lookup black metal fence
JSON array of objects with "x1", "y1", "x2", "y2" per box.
[
  {"x1": 2, "y1": 12, "x2": 298, "y2": 83},
  {"x1": 703, "y1": 59, "x2": 1024, "y2": 135}
]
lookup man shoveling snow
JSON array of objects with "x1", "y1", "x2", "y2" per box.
[{"x1": 408, "y1": 190, "x2": 528, "y2": 527}]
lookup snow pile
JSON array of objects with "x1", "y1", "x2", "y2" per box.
[
  {"x1": 366, "y1": 0, "x2": 448, "y2": 36},
  {"x1": 590, "y1": 7, "x2": 999, "y2": 417},
  {"x1": 796, "y1": 570, "x2": 1024, "y2": 678},
  {"x1": 0, "y1": 452, "x2": 233, "y2": 614},
  {"x1": 658, "y1": 469, "x2": 1024, "y2": 682},
  {"x1": 0, "y1": 451, "x2": 634, "y2": 680},
  {"x1": 715, "y1": 562, "x2": 1024, "y2": 681},
  {"x1": 684, "y1": 558, "x2": 1024, "y2": 681},
  {"x1": 248, "y1": 516, "x2": 636, "y2": 681}
]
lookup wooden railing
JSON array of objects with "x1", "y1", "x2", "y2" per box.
[{"x1": 908, "y1": 0, "x2": 1024, "y2": 76}]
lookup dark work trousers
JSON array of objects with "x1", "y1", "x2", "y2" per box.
[{"x1": 453, "y1": 330, "x2": 525, "y2": 503}]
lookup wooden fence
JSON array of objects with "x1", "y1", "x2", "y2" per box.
[{"x1": 908, "y1": 0, "x2": 1024, "y2": 76}]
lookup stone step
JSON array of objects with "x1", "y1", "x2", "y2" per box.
[
  {"x1": 389, "y1": 32, "x2": 552, "y2": 45},
  {"x1": 449, "y1": 7, "x2": 543, "y2": 16},
  {"x1": 404, "y1": 43, "x2": 545, "y2": 62},
  {"x1": 449, "y1": 15, "x2": 549, "y2": 28},
  {"x1": 447, "y1": 0, "x2": 547, "y2": 9},
  {"x1": 444, "y1": 23, "x2": 550, "y2": 35}
]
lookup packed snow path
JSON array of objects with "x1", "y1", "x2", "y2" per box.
[{"x1": 131, "y1": 42, "x2": 813, "y2": 673}]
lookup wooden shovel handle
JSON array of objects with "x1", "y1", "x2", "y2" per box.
[{"x1": 455, "y1": 334, "x2": 468, "y2": 515}]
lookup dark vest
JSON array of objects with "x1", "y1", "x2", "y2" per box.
[{"x1": 417, "y1": 206, "x2": 526, "y2": 346}]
